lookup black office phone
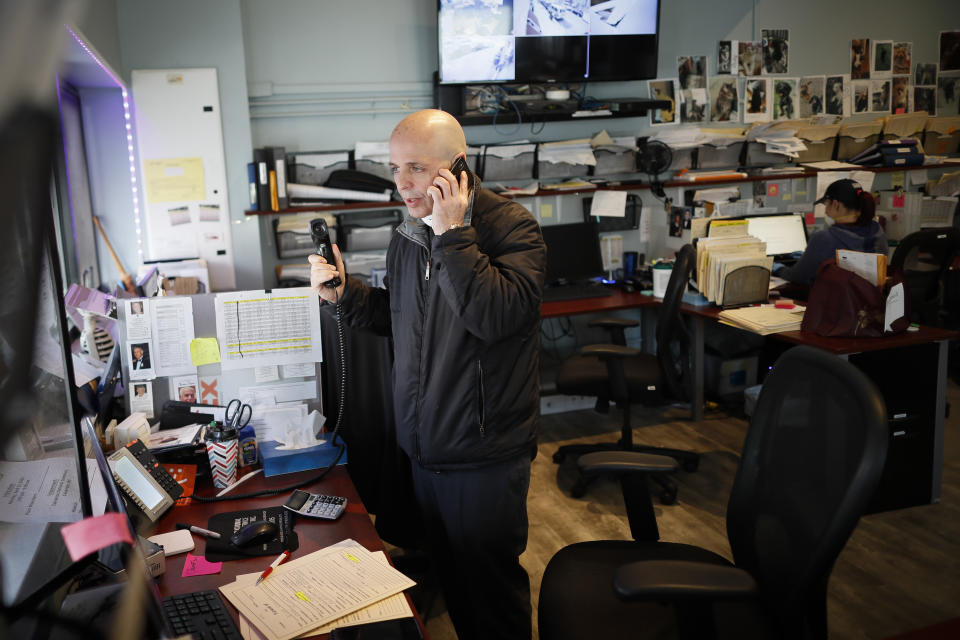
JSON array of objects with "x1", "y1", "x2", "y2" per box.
[{"x1": 310, "y1": 218, "x2": 341, "y2": 288}]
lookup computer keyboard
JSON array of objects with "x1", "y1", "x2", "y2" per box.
[
  {"x1": 162, "y1": 590, "x2": 243, "y2": 640},
  {"x1": 542, "y1": 284, "x2": 614, "y2": 302}
]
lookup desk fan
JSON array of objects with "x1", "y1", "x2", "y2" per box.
[{"x1": 636, "y1": 138, "x2": 672, "y2": 198}]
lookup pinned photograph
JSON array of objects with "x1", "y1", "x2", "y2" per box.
[
  {"x1": 915, "y1": 63, "x2": 937, "y2": 87},
  {"x1": 717, "y1": 40, "x2": 736, "y2": 75},
  {"x1": 872, "y1": 40, "x2": 892, "y2": 76},
  {"x1": 129, "y1": 341, "x2": 155, "y2": 381},
  {"x1": 738, "y1": 41, "x2": 762, "y2": 76},
  {"x1": 669, "y1": 207, "x2": 686, "y2": 238},
  {"x1": 171, "y1": 375, "x2": 200, "y2": 404},
  {"x1": 679, "y1": 88, "x2": 708, "y2": 123},
  {"x1": 198, "y1": 203, "x2": 221, "y2": 222},
  {"x1": 826, "y1": 75, "x2": 847, "y2": 116},
  {"x1": 677, "y1": 55, "x2": 707, "y2": 89},
  {"x1": 773, "y1": 78, "x2": 798, "y2": 120},
  {"x1": 893, "y1": 42, "x2": 912, "y2": 75},
  {"x1": 914, "y1": 86, "x2": 936, "y2": 116},
  {"x1": 649, "y1": 79, "x2": 678, "y2": 125},
  {"x1": 799, "y1": 76, "x2": 825, "y2": 117},
  {"x1": 744, "y1": 78, "x2": 771, "y2": 122},
  {"x1": 851, "y1": 39, "x2": 870, "y2": 80},
  {"x1": 891, "y1": 76, "x2": 909, "y2": 114},
  {"x1": 761, "y1": 29, "x2": 789, "y2": 74},
  {"x1": 940, "y1": 31, "x2": 960, "y2": 72},
  {"x1": 709, "y1": 77, "x2": 739, "y2": 122},
  {"x1": 870, "y1": 79, "x2": 891, "y2": 112},
  {"x1": 130, "y1": 381, "x2": 154, "y2": 418},
  {"x1": 852, "y1": 81, "x2": 870, "y2": 113},
  {"x1": 938, "y1": 73, "x2": 960, "y2": 116}
]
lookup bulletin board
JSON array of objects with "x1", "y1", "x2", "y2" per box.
[
  {"x1": 117, "y1": 290, "x2": 324, "y2": 429},
  {"x1": 132, "y1": 68, "x2": 236, "y2": 291}
]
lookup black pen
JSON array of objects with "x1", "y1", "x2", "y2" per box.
[{"x1": 176, "y1": 523, "x2": 221, "y2": 539}]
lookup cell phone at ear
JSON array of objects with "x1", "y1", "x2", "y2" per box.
[
  {"x1": 450, "y1": 156, "x2": 470, "y2": 189},
  {"x1": 310, "y1": 218, "x2": 342, "y2": 288}
]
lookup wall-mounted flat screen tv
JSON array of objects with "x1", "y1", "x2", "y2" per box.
[{"x1": 438, "y1": 0, "x2": 660, "y2": 85}]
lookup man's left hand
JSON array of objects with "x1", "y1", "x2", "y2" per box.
[{"x1": 425, "y1": 167, "x2": 469, "y2": 235}]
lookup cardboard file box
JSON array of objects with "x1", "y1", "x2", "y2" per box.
[
  {"x1": 288, "y1": 150, "x2": 351, "y2": 186},
  {"x1": 273, "y1": 212, "x2": 336, "y2": 260},
  {"x1": 335, "y1": 209, "x2": 403, "y2": 252},
  {"x1": 922, "y1": 116, "x2": 960, "y2": 155},
  {"x1": 697, "y1": 140, "x2": 745, "y2": 169},
  {"x1": 593, "y1": 145, "x2": 638, "y2": 175},
  {"x1": 793, "y1": 124, "x2": 840, "y2": 163},
  {"x1": 836, "y1": 120, "x2": 883, "y2": 161},
  {"x1": 882, "y1": 111, "x2": 929, "y2": 143},
  {"x1": 480, "y1": 143, "x2": 536, "y2": 181},
  {"x1": 666, "y1": 146, "x2": 696, "y2": 173}
]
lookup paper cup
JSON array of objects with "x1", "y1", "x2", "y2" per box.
[{"x1": 652, "y1": 266, "x2": 673, "y2": 298}]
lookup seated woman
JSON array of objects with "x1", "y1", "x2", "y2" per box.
[{"x1": 775, "y1": 178, "x2": 888, "y2": 285}]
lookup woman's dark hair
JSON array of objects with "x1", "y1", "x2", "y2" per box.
[{"x1": 853, "y1": 189, "x2": 876, "y2": 225}]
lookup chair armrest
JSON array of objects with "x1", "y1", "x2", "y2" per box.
[
  {"x1": 613, "y1": 560, "x2": 758, "y2": 602},
  {"x1": 588, "y1": 317, "x2": 640, "y2": 329},
  {"x1": 578, "y1": 451, "x2": 678, "y2": 475},
  {"x1": 579, "y1": 344, "x2": 641, "y2": 359}
]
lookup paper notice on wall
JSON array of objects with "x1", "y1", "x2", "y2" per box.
[
  {"x1": 281, "y1": 363, "x2": 316, "y2": 379},
  {"x1": 144, "y1": 157, "x2": 205, "y2": 203},
  {"x1": 215, "y1": 288, "x2": 323, "y2": 371},
  {"x1": 151, "y1": 297, "x2": 196, "y2": 377}
]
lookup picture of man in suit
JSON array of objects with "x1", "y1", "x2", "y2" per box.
[{"x1": 131, "y1": 343, "x2": 151, "y2": 370}]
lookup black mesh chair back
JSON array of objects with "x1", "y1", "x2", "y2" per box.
[
  {"x1": 726, "y1": 345, "x2": 888, "y2": 638},
  {"x1": 656, "y1": 244, "x2": 695, "y2": 400},
  {"x1": 890, "y1": 227, "x2": 960, "y2": 325}
]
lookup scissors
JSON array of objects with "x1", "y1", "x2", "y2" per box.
[{"x1": 225, "y1": 398, "x2": 252, "y2": 430}]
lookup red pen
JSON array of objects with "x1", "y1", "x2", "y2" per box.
[{"x1": 256, "y1": 550, "x2": 291, "y2": 586}]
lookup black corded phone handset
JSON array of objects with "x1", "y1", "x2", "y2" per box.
[{"x1": 309, "y1": 218, "x2": 342, "y2": 288}]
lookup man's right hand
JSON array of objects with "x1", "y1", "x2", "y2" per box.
[{"x1": 309, "y1": 244, "x2": 346, "y2": 303}]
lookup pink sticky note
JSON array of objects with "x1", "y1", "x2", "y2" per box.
[
  {"x1": 61, "y1": 513, "x2": 134, "y2": 562},
  {"x1": 893, "y1": 194, "x2": 905, "y2": 208},
  {"x1": 182, "y1": 553, "x2": 222, "y2": 577}
]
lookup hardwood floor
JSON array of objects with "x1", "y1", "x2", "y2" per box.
[{"x1": 422, "y1": 379, "x2": 960, "y2": 640}]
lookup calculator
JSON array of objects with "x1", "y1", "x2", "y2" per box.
[{"x1": 282, "y1": 489, "x2": 347, "y2": 520}]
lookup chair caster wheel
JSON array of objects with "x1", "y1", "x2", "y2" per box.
[
  {"x1": 683, "y1": 459, "x2": 699, "y2": 473},
  {"x1": 571, "y1": 482, "x2": 587, "y2": 499},
  {"x1": 659, "y1": 489, "x2": 677, "y2": 505},
  {"x1": 553, "y1": 451, "x2": 565, "y2": 463}
]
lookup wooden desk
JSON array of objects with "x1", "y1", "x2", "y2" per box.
[
  {"x1": 541, "y1": 289, "x2": 658, "y2": 319},
  {"x1": 541, "y1": 290, "x2": 958, "y2": 511},
  {"x1": 152, "y1": 466, "x2": 426, "y2": 638}
]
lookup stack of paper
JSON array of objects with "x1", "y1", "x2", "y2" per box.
[
  {"x1": 220, "y1": 539, "x2": 415, "y2": 640},
  {"x1": 718, "y1": 305, "x2": 805, "y2": 335},
  {"x1": 695, "y1": 233, "x2": 771, "y2": 304}
]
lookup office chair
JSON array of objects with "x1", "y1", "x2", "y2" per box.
[
  {"x1": 538, "y1": 345, "x2": 889, "y2": 640},
  {"x1": 890, "y1": 227, "x2": 960, "y2": 325},
  {"x1": 552, "y1": 244, "x2": 700, "y2": 504}
]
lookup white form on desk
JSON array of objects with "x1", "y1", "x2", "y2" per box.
[
  {"x1": 219, "y1": 540, "x2": 415, "y2": 640},
  {"x1": 235, "y1": 546, "x2": 413, "y2": 639}
]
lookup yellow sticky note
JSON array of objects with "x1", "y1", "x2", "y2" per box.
[
  {"x1": 890, "y1": 171, "x2": 906, "y2": 191},
  {"x1": 190, "y1": 338, "x2": 221, "y2": 366},
  {"x1": 144, "y1": 157, "x2": 205, "y2": 203},
  {"x1": 540, "y1": 203, "x2": 553, "y2": 219}
]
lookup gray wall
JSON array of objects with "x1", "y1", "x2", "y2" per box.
[{"x1": 80, "y1": 0, "x2": 960, "y2": 284}]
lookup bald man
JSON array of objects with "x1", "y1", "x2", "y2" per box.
[{"x1": 310, "y1": 109, "x2": 545, "y2": 640}]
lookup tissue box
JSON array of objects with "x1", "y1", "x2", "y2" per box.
[{"x1": 260, "y1": 438, "x2": 347, "y2": 477}]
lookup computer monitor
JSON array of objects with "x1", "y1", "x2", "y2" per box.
[
  {"x1": 541, "y1": 222, "x2": 606, "y2": 285},
  {"x1": 743, "y1": 213, "x2": 808, "y2": 257}
]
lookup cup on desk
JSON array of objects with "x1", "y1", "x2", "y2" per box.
[
  {"x1": 652, "y1": 263, "x2": 673, "y2": 298},
  {"x1": 204, "y1": 422, "x2": 239, "y2": 489},
  {"x1": 623, "y1": 251, "x2": 639, "y2": 278}
]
